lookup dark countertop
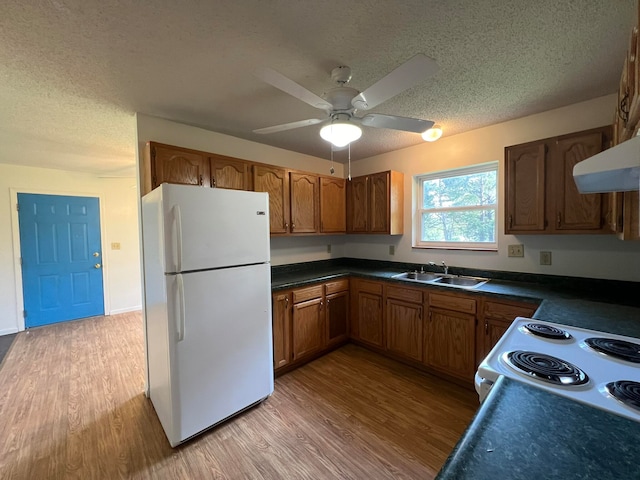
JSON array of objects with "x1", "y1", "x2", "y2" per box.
[
  {"x1": 271, "y1": 259, "x2": 640, "y2": 479},
  {"x1": 436, "y1": 376, "x2": 640, "y2": 480}
]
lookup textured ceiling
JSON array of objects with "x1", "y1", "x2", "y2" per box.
[{"x1": 0, "y1": 0, "x2": 635, "y2": 175}]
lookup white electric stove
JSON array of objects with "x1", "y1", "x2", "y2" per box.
[{"x1": 475, "y1": 317, "x2": 640, "y2": 423}]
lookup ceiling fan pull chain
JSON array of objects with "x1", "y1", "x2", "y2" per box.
[
  {"x1": 330, "y1": 144, "x2": 335, "y2": 175},
  {"x1": 348, "y1": 143, "x2": 352, "y2": 181}
]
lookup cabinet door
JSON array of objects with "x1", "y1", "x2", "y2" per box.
[
  {"x1": 150, "y1": 143, "x2": 210, "y2": 191},
  {"x1": 320, "y1": 177, "x2": 346, "y2": 233},
  {"x1": 505, "y1": 143, "x2": 546, "y2": 232},
  {"x1": 346, "y1": 176, "x2": 369, "y2": 233},
  {"x1": 211, "y1": 155, "x2": 250, "y2": 190},
  {"x1": 554, "y1": 131, "x2": 608, "y2": 232},
  {"x1": 326, "y1": 290, "x2": 349, "y2": 347},
  {"x1": 621, "y1": 191, "x2": 640, "y2": 240},
  {"x1": 477, "y1": 300, "x2": 536, "y2": 364},
  {"x1": 356, "y1": 291, "x2": 384, "y2": 347},
  {"x1": 290, "y1": 173, "x2": 319, "y2": 233},
  {"x1": 386, "y1": 298, "x2": 423, "y2": 362},
  {"x1": 425, "y1": 308, "x2": 476, "y2": 381},
  {"x1": 253, "y1": 165, "x2": 290, "y2": 234},
  {"x1": 369, "y1": 172, "x2": 390, "y2": 233},
  {"x1": 292, "y1": 298, "x2": 325, "y2": 360},
  {"x1": 272, "y1": 292, "x2": 291, "y2": 370}
]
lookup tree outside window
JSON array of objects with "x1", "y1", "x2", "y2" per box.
[{"x1": 415, "y1": 163, "x2": 497, "y2": 249}]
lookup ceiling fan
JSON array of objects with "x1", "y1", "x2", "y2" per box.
[{"x1": 253, "y1": 54, "x2": 439, "y2": 148}]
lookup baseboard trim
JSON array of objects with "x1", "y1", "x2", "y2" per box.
[{"x1": 109, "y1": 306, "x2": 142, "y2": 315}]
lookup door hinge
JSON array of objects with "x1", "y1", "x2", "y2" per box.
[
  {"x1": 23, "y1": 310, "x2": 27, "y2": 318},
  {"x1": 16, "y1": 203, "x2": 19, "y2": 211},
  {"x1": 20, "y1": 257, "x2": 23, "y2": 266}
]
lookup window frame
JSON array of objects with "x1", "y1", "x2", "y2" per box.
[{"x1": 414, "y1": 162, "x2": 498, "y2": 251}]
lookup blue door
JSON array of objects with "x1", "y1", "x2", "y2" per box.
[{"x1": 18, "y1": 193, "x2": 105, "y2": 327}]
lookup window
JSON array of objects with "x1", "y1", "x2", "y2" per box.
[{"x1": 415, "y1": 162, "x2": 497, "y2": 250}]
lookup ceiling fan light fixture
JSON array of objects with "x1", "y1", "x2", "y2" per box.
[
  {"x1": 320, "y1": 121, "x2": 362, "y2": 148},
  {"x1": 422, "y1": 124, "x2": 443, "y2": 142}
]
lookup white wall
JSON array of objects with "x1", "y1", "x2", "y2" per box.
[
  {"x1": 345, "y1": 94, "x2": 640, "y2": 282},
  {"x1": 0, "y1": 164, "x2": 142, "y2": 335},
  {"x1": 135, "y1": 114, "x2": 347, "y2": 265}
]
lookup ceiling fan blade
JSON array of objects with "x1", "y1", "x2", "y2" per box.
[
  {"x1": 359, "y1": 114, "x2": 434, "y2": 133},
  {"x1": 351, "y1": 54, "x2": 438, "y2": 111},
  {"x1": 255, "y1": 67, "x2": 333, "y2": 111},
  {"x1": 253, "y1": 118, "x2": 325, "y2": 135}
]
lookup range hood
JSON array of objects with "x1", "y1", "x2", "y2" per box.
[{"x1": 573, "y1": 135, "x2": 640, "y2": 193}]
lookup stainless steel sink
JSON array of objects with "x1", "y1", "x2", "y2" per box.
[
  {"x1": 432, "y1": 275, "x2": 489, "y2": 288},
  {"x1": 391, "y1": 271, "x2": 489, "y2": 289},
  {"x1": 392, "y1": 271, "x2": 442, "y2": 281}
]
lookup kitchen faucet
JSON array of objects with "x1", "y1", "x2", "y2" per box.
[{"x1": 429, "y1": 261, "x2": 448, "y2": 275}]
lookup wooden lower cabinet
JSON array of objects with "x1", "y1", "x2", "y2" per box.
[
  {"x1": 292, "y1": 296, "x2": 325, "y2": 361},
  {"x1": 326, "y1": 289, "x2": 349, "y2": 347},
  {"x1": 273, "y1": 279, "x2": 349, "y2": 374},
  {"x1": 351, "y1": 279, "x2": 384, "y2": 348},
  {"x1": 425, "y1": 308, "x2": 476, "y2": 381},
  {"x1": 385, "y1": 285, "x2": 423, "y2": 362},
  {"x1": 476, "y1": 299, "x2": 537, "y2": 365},
  {"x1": 425, "y1": 292, "x2": 477, "y2": 382},
  {"x1": 272, "y1": 292, "x2": 291, "y2": 369},
  {"x1": 275, "y1": 276, "x2": 540, "y2": 386}
]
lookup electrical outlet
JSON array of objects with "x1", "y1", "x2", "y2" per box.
[
  {"x1": 507, "y1": 244, "x2": 524, "y2": 257},
  {"x1": 540, "y1": 251, "x2": 552, "y2": 265},
  {"x1": 326, "y1": 244, "x2": 331, "y2": 254},
  {"x1": 389, "y1": 245, "x2": 395, "y2": 255},
  {"x1": 111, "y1": 242, "x2": 121, "y2": 250}
]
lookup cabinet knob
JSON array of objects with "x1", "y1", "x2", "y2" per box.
[
  {"x1": 557, "y1": 212, "x2": 562, "y2": 227},
  {"x1": 291, "y1": 223, "x2": 296, "y2": 230},
  {"x1": 508, "y1": 215, "x2": 513, "y2": 229},
  {"x1": 199, "y1": 174, "x2": 203, "y2": 186},
  {"x1": 212, "y1": 176, "x2": 216, "y2": 187},
  {"x1": 485, "y1": 321, "x2": 489, "y2": 334}
]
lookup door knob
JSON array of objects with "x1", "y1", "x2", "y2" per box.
[
  {"x1": 94, "y1": 263, "x2": 102, "y2": 269},
  {"x1": 93, "y1": 252, "x2": 100, "y2": 257}
]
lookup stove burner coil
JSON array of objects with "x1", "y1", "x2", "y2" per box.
[
  {"x1": 606, "y1": 381, "x2": 640, "y2": 411},
  {"x1": 523, "y1": 323, "x2": 572, "y2": 340},
  {"x1": 585, "y1": 338, "x2": 640, "y2": 364},
  {"x1": 506, "y1": 350, "x2": 589, "y2": 386}
]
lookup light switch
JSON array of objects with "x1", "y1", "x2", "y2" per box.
[{"x1": 111, "y1": 242, "x2": 121, "y2": 250}]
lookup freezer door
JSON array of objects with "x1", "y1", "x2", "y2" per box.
[
  {"x1": 144, "y1": 183, "x2": 270, "y2": 273},
  {"x1": 161, "y1": 263, "x2": 274, "y2": 445}
]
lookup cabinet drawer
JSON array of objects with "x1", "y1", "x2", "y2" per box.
[
  {"x1": 355, "y1": 280, "x2": 383, "y2": 295},
  {"x1": 429, "y1": 292, "x2": 476, "y2": 314},
  {"x1": 292, "y1": 285, "x2": 324, "y2": 304},
  {"x1": 483, "y1": 301, "x2": 536, "y2": 321},
  {"x1": 325, "y1": 278, "x2": 349, "y2": 295},
  {"x1": 386, "y1": 285, "x2": 423, "y2": 304}
]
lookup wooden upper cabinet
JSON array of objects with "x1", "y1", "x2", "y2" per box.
[
  {"x1": 253, "y1": 165, "x2": 290, "y2": 235},
  {"x1": 143, "y1": 142, "x2": 210, "y2": 195},
  {"x1": 505, "y1": 143, "x2": 546, "y2": 232},
  {"x1": 320, "y1": 177, "x2": 346, "y2": 233},
  {"x1": 504, "y1": 126, "x2": 612, "y2": 235},
  {"x1": 347, "y1": 171, "x2": 404, "y2": 235},
  {"x1": 290, "y1": 173, "x2": 319, "y2": 233},
  {"x1": 210, "y1": 154, "x2": 250, "y2": 190},
  {"x1": 346, "y1": 175, "x2": 369, "y2": 232}
]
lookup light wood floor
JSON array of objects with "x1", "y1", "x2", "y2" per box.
[{"x1": 0, "y1": 312, "x2": 478, "y2": 479}]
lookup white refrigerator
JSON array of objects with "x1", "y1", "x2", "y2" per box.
[{"x1": 141, "y1": 183, "x2": 274, "y2": 447}]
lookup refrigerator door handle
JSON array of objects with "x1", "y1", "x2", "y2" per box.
[
  {"x1": 176, "y1": 273, "x2": 186, "y2": 341},
  {"x1": 171, "y1": 205, "x2": 184, "y2": 273}
]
